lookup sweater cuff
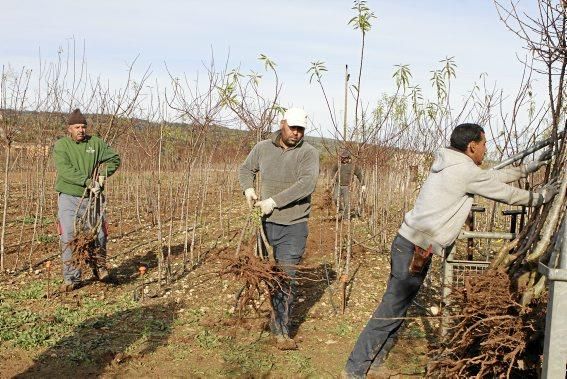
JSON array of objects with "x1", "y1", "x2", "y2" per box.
[
  {"x1": 519, "y1": 165, "x2": 529, "y2": 178},
  {"x1": 271, "y1": 194, "x2": 283, "y2": 207}
]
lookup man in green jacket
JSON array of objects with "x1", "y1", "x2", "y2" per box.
[
  {"x1": 54, "y1": 109, "x2": 120, "y2": 292},
  {"x1": 239, "y1": 107, "x2": 320, "y2": 349}
]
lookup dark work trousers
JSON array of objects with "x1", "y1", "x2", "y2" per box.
[
  {"x1": 333, "y1": 185, "x2": 350, "y2": 217},
  {"x1": 344, "y1": 233, "x2": 431, "y2": 377},
  {"x1": 58, "y1": 193, "x2": 107, "y2": 285},
  {"x1": 263, "y1": 221, "x2": 308, "y2": 337}
]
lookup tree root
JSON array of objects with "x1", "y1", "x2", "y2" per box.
[
  {"x1": 428, "y1": 270, "x2": 545, "y2": 378},
  {"x1": 220, "y1": 250, "x2": 290, "y2": 317}
]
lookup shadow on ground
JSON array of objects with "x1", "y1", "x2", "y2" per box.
[
  {"x1": 14, "y1": 302, "x2": 176, "y2": 378},
  {"x1": 291, "y1": 263, "x2": 335, "y2": 338},
  {"x1": 109, "y1": 234, "x2": 234, "y2": 288},
  {"x1": 415, "y1": 274, "x2": 443, "y2": 347}
]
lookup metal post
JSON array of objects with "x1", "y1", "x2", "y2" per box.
[
  {"x1": 540, "y1": 219, "x2": 567, "y2": 378},
  {"x1": 519, "y1": 206, "x2": 526, "y2": 232},
  {"x1": 466, "y1": 206, "x2": 485, "y2": 260},
  {"x1": 458, "y1": 231, "x2": 516, "y2": 240},
  {"x1": 502, "y1": 209, "x2": 526, "y2": 253},
  {"x1": 440, "y1": 245, "x2": 455, "y2": 336},
  {"x1": 502, "y1": 209, "x2": 526, "y2": 235},
  {"x1": 465, "y1": 212, "x2": 474, "y2": 261}
]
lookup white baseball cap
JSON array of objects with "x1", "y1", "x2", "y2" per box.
[{"x1": 283, "y1": 107, "x2": 307, "y2": 129}]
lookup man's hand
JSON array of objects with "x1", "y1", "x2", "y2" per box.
[
  {"x1": 255, "y1": 198, "x2": 277, "y2": 216},
  {"x1": 89, "y1": 181, "x2": 102, "y2": 196},
  {"x1": 538, "y1": 180, "x2": 560, "y2": 204},
  {"x1": 244, "y1": 188, "x2": 258, "y2": 209},
  {"x1": 361, "y1": 185, "x2": 367, "y2": 193},
  {"x1": 524, "y1": 149, "x2": 552, "y2": 174}
]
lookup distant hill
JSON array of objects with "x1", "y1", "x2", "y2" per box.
[{"x1": 2, "y1": 109, "x2": 340, "y2": 156}]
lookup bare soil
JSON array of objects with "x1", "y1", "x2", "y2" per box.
[{"x1": 0, "y1": 187, "x2": 436, "y2": 378}]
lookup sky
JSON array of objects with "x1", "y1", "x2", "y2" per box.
[{"x1": 0, "y1": 0, "x2": 543, "y2": 139}]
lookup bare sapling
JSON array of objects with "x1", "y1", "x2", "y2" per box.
[{"x1": 0, "y1": 66, "x2": 32, "y2": 271}]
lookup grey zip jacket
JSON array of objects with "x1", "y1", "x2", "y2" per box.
[
  {"x1": 331, "y1": 162, "x2": 363, "y2": 186},
  {"x1": 239, "y1": 131, "x2": 320, "y2": 225},
  {"x1": 398, "y1": 147, "x2": 542, "y2": 256}
]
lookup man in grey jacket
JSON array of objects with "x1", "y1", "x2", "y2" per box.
[
  {"x1": 239, "y1": 107, "x2": 320, "y2": 350},
  {"x1": 343, "y1": 123, "x2": 559, "y2": 377},
  {"x1": 331, "y1": 149, "x2": 365, "y2": 218}
]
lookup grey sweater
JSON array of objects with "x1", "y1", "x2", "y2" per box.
[
  {"x1": 239, "y1": 132, "x2": 320, "y2": 225},
  {"x1": 331, "y1": 162, "x2": 363, "y2": 186},
  {"x1": 399, "y1": 147, "x2": 542, "y2": 256}
]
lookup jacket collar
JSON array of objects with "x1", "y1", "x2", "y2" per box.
[{"x1": 67, "y1": 135, "x2": 91, "y2": 144}]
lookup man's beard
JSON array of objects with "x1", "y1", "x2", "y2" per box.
[{"x1": 283, "y1": 137, "x2": 299, "y2": 147}]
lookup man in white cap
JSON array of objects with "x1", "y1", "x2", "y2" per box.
[{"x1": 239, "y1": 107, "x2": 320, "y2": 349}]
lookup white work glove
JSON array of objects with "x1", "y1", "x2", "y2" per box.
[
  {"x1": 255, "y1": 198, "x2": 277, "y2": 216},
  {"x1": 537, "y1": 180, "x2": 560, "y2": 204},
  {"x1": 89, "y1": 181, "x2": 102, "y2": 196},
  {"x1": 361, "y1": 185, "x2": 367, "y2": 193},
  {"x1": 97, "y1": 175, "x2": 106, "y2": 188},
  {"x1": 244, "y1": 188, "x2": 258, "y2": 209},
  {"x1": 523, "y1": 149, "x2": 552, "y2": 174}
]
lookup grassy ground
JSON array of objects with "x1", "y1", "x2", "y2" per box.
[{"x1": 0, "y1": 187, "x2": 438, "y2": 378}]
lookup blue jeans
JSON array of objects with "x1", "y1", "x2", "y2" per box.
[
  {"x1": 344, "y1": 234, "x2": 430, "y2": 376},
  {"x1": 58, "y1": 193, "x2": 106, "y2": 284},
  {"x1": 263, "y1": 221, "x2": 308, "y2": 337}
]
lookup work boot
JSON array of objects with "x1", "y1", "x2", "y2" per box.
[
  {"x1": 340, "y1": 371, "x2": 364, "y2": 379},
  {"x1": 274, "y1": 334, "x2": 298, "y2": 350},
  {"x1": 366, "y1": 367, "x2": 397, "y2": 379},
  {"x1": 92, "y1": 254, "x2": 110, "y2": 282},
  {"x1": 95, "y1": 266, "x2": 110, "y2": 281},
  {"x1": 59, "y1": 282, "x2": 80, "y2": 293}
]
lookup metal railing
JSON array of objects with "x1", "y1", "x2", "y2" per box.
[
  {"x1": 440, "y1": 134, "x2": 565, "y2": 349},
  {"x1": 538, "y1": 217, "x2": 567, "y2": 378},
  {"x1": 441, "y1": 218, "x2": 567, "y2": 377}
]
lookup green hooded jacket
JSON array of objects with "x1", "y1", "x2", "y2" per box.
[{"x1": 53, "y1": 135, "x2": 121, "y2": 197}]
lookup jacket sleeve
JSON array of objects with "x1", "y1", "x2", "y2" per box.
[
  {"x1": 271, "y1": 148, "x2": 319, "y2": 207},
  {"x1": 331, "y1": 164, "x2": 338, "y2": 176},
  {"x1": 53, "y1": 141, "x2": 89, "y2": 187},
  {"x1": 239, "y1": 144, "x2": 260, "y2": 191},
  {"x1": 487, "y1": 165, "x2": 526, "y2": 183},
  {"x1": 99, "y1": 141, "x2": 120, "y2": 177},
  {"x1": 467, "y1": 167, "x2": 542, "y2": 206}
]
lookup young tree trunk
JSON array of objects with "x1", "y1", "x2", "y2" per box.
[
  {"x1": 156, "y1": 126, "x2": 164, "y2": 289},
  {"x1": 1, "y1": 142, "x2": 12, "y2": 271}
]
